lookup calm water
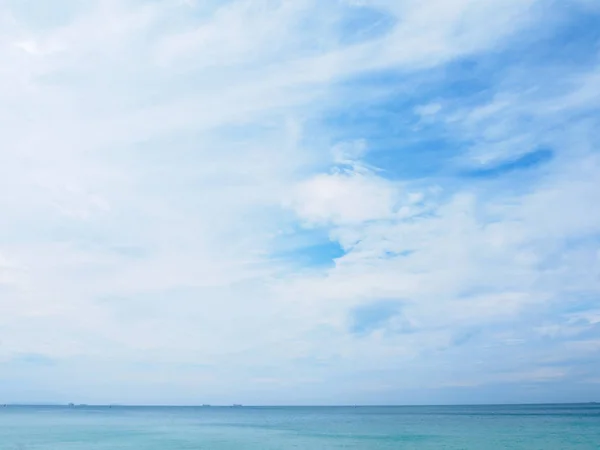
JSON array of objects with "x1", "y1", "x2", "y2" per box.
[{"x1": 1, "y1": 404, "x2": 599, "y2": 449}]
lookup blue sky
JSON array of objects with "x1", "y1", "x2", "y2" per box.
[{"x1": 1, "y1": 0, "x2": 600, "y2": 406}]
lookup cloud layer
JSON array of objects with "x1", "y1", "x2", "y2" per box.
[{"x1": 1, "y1": 0, "x2": 599, "y2": 405}]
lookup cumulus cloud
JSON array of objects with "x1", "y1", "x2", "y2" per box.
[{"x1": 290, "y1": 167, "x2": 398, "y2": 226}]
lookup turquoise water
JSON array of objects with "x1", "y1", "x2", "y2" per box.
[{"x1": 1, "y1": 404, "x2": 599, "y2": 449}]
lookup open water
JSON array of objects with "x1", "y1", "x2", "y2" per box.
[{"x1": 1, "y1": 404, "x2": 599, "y2": 449}]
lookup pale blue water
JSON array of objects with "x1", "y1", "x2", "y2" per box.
[{"x1": 1, "y1": 404, "x2": 599, "y2": 449}]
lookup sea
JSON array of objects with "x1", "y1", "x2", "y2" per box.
[{"x1": 1, "y1": 404, "x2": 599, "y2": 449}]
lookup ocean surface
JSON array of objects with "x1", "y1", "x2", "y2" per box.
[{"x1": 1, "y1": 404, "x2": 599, "y2": 449}]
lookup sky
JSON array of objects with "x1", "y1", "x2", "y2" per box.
[{"x1": 1, "y1": 0, "x2": 600, "y2": 406}]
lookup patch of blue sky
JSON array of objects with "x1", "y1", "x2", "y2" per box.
[
  {"x1": 520, "y1": 3, "x2": 600, "y2": 67},
  {"x1": 277, "y1": 241, "x2": 344, "y2": 269},
  {"x1": 435, "y1": 5, "x2": 600, "y2": 94},
  {"x1": 319, "y1": 91, "x2": 459, "y2": 180},
  {"x1": 241, "y1": 11, "x2": 600, "y2": 189},
  {"x1": 318, "y1": 5, "x2": 600, "y2": 186},
  {"x1": 336, "y1": 3, "x2": 396, "y2": 46},
  {"x1": 321, "y1": 70, "x2": 504, "y2": 182},
  {"x1": 369, "y1": 137, "x2": 466, "y2": 181},
  {"x1": 270, "y1": 227, "x2": 345, "y2": 269},
  {"x1": 461, "y1": 148, "x2": 555, "y2": 179}
]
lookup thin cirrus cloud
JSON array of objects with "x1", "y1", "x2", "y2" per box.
[{"x1": 0, "y1": 0, "x2": 599, "y2": 406}]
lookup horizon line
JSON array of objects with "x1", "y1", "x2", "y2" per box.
[{"x1": 3, "y1": 402, "x2": 598, "y2": 408}]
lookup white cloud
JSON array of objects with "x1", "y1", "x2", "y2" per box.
[{"x1": 289, "y1": 167, "x2": 398, "y2": 226}]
